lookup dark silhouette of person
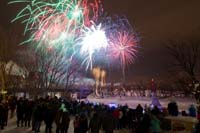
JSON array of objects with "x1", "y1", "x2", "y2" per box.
[{"x1": 89, "y1": 112, "x2": 102, "y2": 133}]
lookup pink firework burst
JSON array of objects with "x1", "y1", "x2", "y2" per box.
[{"x1": 109, "y1": 31, "x2": 138, "y2": 67}]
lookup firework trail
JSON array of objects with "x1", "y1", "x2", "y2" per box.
[{"x1": 9, "y1": 0, "x2": 102, "y2": 47}]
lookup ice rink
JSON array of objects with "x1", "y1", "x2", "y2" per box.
[{"x1": 87, "y1": 95, "x2": 197, "y2": 111}]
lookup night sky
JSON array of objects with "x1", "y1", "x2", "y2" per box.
[{"x1": 1, "y1": 0, "x2": 200, "y2": 82}]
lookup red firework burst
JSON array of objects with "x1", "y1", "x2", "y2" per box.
[{"x1": 108, "y1": 31, "x2": 138, "y2": 66}]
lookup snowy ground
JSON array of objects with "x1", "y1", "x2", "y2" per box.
[{"x1": 87, "y1": 95, "x2": 197, "y2": 111}]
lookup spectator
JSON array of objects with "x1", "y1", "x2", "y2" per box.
[
  {"x1": 8, "y1": 96, "x2": 17, "y2": 119},
  {"x1": 89, "y1": 112, "x2": 101, "y2": 133},
  {"x1": 56, "y1": 103, "x2": 70, "y2": 133},
  {"x1": 24, "y1": 99, "x2": 33, "y2": 127},
  {"x1": 33, "y1": 104, "x2": 43, "y2": 132},
  {"x1": 181, "y1": 111, "x2": 188, "y2": 116},
  {"x1": 136, "y1": 104, "x2": 143, "y2": 122},
  {"x1": 188, "y1": 104, "x2": 196, "y2": 117},
  {"x1": 44, "y1": 103, "x2": 55, "y2": 133},
  {"x1": 136, "y1": 113, "x2": 151, "y2": 133},
  {"x1": 16, "y1": 97, "x2": 25, "y2": 127},
  {"x1": 151, "y1": 106, "x2": 161, "y2": 116},
  {"x1": 79, "y1": 113, "x2": 88, "y2": 133},
  {"x1": 0, "y1": 101, "x2": 5, "y2": 129},
  {"x1": 118, "y1": 109, "x2": 123, "y2": 129},
  {"x1": 168, "y1": 101, "x2": 178, "y2": 116},
  {"x1": 102, "y1": 110, "x2": 116, "y2": 133},
  {"x1": 112, "y1": 109, "x2": 120, "y2": 129},
  {"x1": 74, "y1": 115, "x2": 80, "y2": 133},
  {"x1": 150, "y1": 115, "x2": 161, "y2": 133}
]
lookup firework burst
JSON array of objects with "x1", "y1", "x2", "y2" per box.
[
  {"x1": 10, "y1": 0, "x2": 140, "y2": 75},
  {"x1": 9, "y1": 0, "x2": 102, "y2": 47},
  {"x1": 109, "y1": 31, "x2": 138, "y2": 66},
  {"x1": 79, "y1": 23, "x2": 108, "y2": 70}
]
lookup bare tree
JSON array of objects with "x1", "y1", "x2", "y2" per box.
[
  {"x1": 167, "y1": 40, "x2": 200, "y2": 103},
  {"x1": 167, "y1": 40, "x2": 200, "y2": 82},
  {"x1": 31, "y1": 50, "x2": 69, "y2": 95},
  {"x1": 64, "y1": 59, "x2": 81, "y2": 90},
  {"x1": 15, "y1": 41, "x2": 83, "y2": 97}
]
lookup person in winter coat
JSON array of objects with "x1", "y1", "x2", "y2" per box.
[
  {"x1": 151, "y1": 106, "x2": 161, "y2": 116},
  {"x1": 24, "y1": 100, "x2": 33, "y2": 127},
  {"x1": 16, "y1": 97, "x2": 25, "y2": 127},
  {"x1": 0, "y1": 102, "x2": 5, "y2": 130},
  {"x1": 188, "y1": 104, "x2": 196, "y2": 117},
  {"x1": 2, "y1": 101, "x2": 9, "y2": 126},
  {"x1": 118, "y1": 109, "x2": 123, "y2": 129},
  {"x1": 33, "y1": 104, "x2": 43, "y2": 132},
  {"x1": 168, "y1": 101, "x2": 178, "y2": 116},
  {"x1": 102, "y1": 110, "x2": 116, "y2": 133},
  {"x1": 136, "y1": 113, "x2": 151, "y2": 133},
  {"x1": 56, "y1": 103, "x2": 70, "y2": 133},
  {"x1": 8, "y1": 96, "x2": 17, "y2": 119},
  {"x1": 79, "y1": 113, "x2": 88, "y2": 133},
  {"x1": 74, "y1": 115, "x2": 80, "y2": 133},
  {"x1": 44, "y1": 103, "x2": 55, "y2": 133},
  {"x1": 112, "y1": 109, "x2": 120, "y2": 129},
  {"x1": 150, "y1": 115, "x2": 161, "y2": 133},
  {"x1": 89, "y1": 112, "x2": 102, "y2": 133},
  {"x1": 136, "y1": 104, "x2": 143, "y2": 122}
]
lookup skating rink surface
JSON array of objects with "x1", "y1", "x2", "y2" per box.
[{"x1": 87, "y1": 95, "x2": 196, "y2": 111}]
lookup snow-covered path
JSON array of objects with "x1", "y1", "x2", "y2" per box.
[{"x1": 87, "y1": 95, "x2": 197, "y2": 111}]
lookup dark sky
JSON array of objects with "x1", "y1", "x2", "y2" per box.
[{"x1": 1, "y1": 0, "x2": 200, "y2": 82}]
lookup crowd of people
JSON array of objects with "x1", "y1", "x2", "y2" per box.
[{"x1": 0, "y1": 95, "x2": 200, "y2": 133}]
